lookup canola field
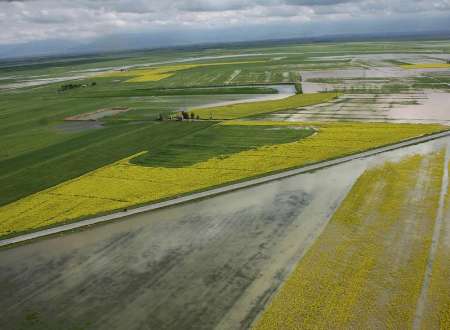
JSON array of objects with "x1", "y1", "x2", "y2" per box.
[
  {"x1": 193, "y1": 92, "x2": 339, "y2": 119},
  {"x1": 0, "y1": 121, "x2": 445, "y2": 237},
  {"x1": 100, "y1": 64, "x2": 200, "y2": 82},
  {"x1": 422, "y1": 161, "x2": 450, "y2": 329},
  {"x1": 254, "y1": 150, "x2": 445, "y2": 329},
  {"x1": 100, "y1": 61, "x2": 265, "y2": 82},
  {"x1": 2, "y1": 39, "x2": 450, "y2": 329},
  {"x1": 401, "y1": 63, "x2": 450, "y2": 69}
]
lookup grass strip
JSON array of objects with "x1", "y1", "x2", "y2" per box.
[{"x1": 192, "y1": 92, "x2": 339, "y2": 119}]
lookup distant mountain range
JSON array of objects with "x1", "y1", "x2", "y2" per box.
[{"x1": 1, "y1": 30, "x2": 449, "y2": 62}]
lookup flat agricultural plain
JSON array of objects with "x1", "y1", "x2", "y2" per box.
[
  {"x1": 254, "y1": 150, "x2": 447, "y2": 329},
  {"x1": 0, "y1": 39, "x2": 449, "y2": 329}
]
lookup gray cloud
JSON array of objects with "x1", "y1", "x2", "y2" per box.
[
  {"x1": 0, "y1": 0, "x2": 449, "y2": 55},
  {"x1": 282, "y1": 0, "x2": 358, "y2": 5}
]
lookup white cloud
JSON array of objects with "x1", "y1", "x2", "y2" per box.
[{"x1": 0, "y1": 0, "x2": 449, "y2": 46}]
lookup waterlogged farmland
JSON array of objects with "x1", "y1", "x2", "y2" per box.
[
  {"x1": 1, "y1": 39, "x2": 450, "y2": 329},
  {"x1": 1, "y1": 137, "x2": 448, "y2": 330},
  {"x1": 254, "y1": 150, "x2": 446, "y2": 329}
]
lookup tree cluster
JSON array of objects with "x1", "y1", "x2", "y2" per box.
[
  {"x1": 159, "y1": 111, "x2": 200, "y2": 121},
  {"x1": 58, "y1": 81, "x2": 97, "y2": 92}
]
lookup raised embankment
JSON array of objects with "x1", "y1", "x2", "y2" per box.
[{"x1": 2, "y1": 130, "x2": 450, "y2": 248}]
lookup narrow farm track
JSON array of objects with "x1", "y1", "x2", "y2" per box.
[
  {"x1": 2, "y1": 130, "x2": 450, "y2": 248},
  {"x1": 0, "y1": 133, "x2": 448, "y2": 330},
  {"x1": 0, "y1": 131, "x2": 450, "y2": 247}
]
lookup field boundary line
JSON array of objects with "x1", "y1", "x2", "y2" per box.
[
  {"x1": 412, "y1": 139, "x2": 449, "y2": 330},
  {"x1": 2, "y1": 130, "x2": 450, "y2": 248}
]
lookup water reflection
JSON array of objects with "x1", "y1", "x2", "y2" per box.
[{"x1": 0, "y1": 136, "x2": 448, "y2": 329}]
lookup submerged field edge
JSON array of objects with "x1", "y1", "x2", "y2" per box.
[
  {"x1": 1, "y1": 128, "x2": 450, "y2": 248},
  {"x1": 413, "y1": 142, "x2": 450, "y2": 329}
]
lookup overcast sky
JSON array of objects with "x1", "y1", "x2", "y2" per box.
[{"x1": 1, "y1": 0, "x2": 450, "y2": 56}]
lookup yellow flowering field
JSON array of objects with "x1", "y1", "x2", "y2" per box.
[
  {"x1": 193, "y1": 92, "x2": 339, "y2": 119},
  {"x1": 99, "y1": 61, "x2": 265, "y2": 82},
  {"x1": 422, "y1": 161, "x2": 450, "y2": 329},
  {"x1": 100, "y1": 64, "x2": 199, "y2": 82},
  {"x1": 253, "y1": 150, "x2": 445, "y2": 329},
  {"x1": 0, "y1": 121, "x2": 446, "y2": 237},
  {"x1": 401, "y1": 63, "x2": 450, "y2": 69}
]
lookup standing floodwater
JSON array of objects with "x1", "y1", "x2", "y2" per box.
[
  {"x1": 0, "y1": 136, "x2": 447, "y2": 330},
  {"x1": 192, "y1": 84, "x2": 297, "y2": 109}
]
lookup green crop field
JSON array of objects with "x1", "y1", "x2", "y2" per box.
[
  {"x1": 1, "y1": 39, "x2": 450, "y2": 221},
  {"x1": 1, "y1": 37, "x2": 450, "y2": 330},
  {"x1": 132, "y1": 124, "x2": 315, "y2": 167},
  {"x1": 73, "y1": 86, "x2": 278, "y2": 98},
  {"x1": 0, "y1": 121, "x2": 214, "y2": 207},
  {"x1": 192, "y1": 92, "x2": 340, "y2": 119}
]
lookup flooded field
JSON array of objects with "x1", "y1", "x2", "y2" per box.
[
  {"x1": 254, "y1": 144, "x2": 449, "y2": 329},
  {"x1": 0, "y1": 136, "x2": 447, "y2": 330},
  {"x1": 1, "y1": 40, "x2": 450, "y2": 330},
  {"x1": 306, "y1": 52, "x2": 450, "y2": 65},
  {"x1": 191, "y1": 84, "x2": 296, "y2": 109},
  {"x1": 269, "y1": 91, "x2": 450, "y2": 124},
  {"x1": 301, "y1": 52, "x2": 449, "y2": 92},
  {"x1": 265, "y1": 52, "x2": 450, "y2": 125}
]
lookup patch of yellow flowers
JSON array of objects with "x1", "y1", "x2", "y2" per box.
[
  {"x1": 253, "y1": 150, "x2": 445, "y2": 329},
  {"x1": 99, "y1": 61, "x2": 265, "y2": 82},
  {"x1": 98, "y1": 64, "x2": 197, "y2": 82},
  {"x1": 401, "y1": 63, "x2": 450, "y2": 69},
  {"x1": 422, "y1": 161, "x2": 450, "y2": 329},
  {"x1": 0, "y1": 121, "x2": 446, "y2": 237}
]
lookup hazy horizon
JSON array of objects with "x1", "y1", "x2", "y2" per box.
[{"x1": 1, "y1": 0, "x2": 450, "y2": 58}]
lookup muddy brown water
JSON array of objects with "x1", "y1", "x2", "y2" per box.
[{"x1": 0, "y1": 137, "x2": 448, "y2": 330}]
